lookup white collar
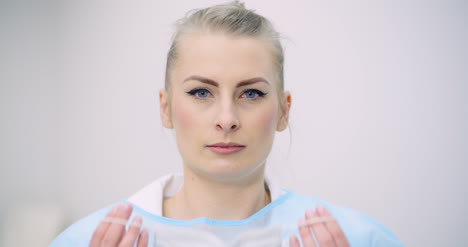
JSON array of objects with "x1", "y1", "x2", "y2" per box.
[{"x1": 127, "y1": 173, "x2": 284, "y2": 216}]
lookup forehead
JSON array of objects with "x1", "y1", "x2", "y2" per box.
[{"x1": 173, "y1": 33, "x2": 276, "y2": 85}]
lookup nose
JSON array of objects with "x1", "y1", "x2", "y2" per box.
[{"x1": 215, "y1": 101, "x2": 240, "y2": 133}]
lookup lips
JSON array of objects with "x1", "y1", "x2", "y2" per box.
[{"x1": 206, "y1": 142, "x2": 246, "y2": 154}]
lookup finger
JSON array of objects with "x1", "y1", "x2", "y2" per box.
[
  {"x1": 299, "y1": 217, "x2": 316, "y2": 247},
  {"x1": 289, "y1": 235, "x2": 300, "y2": 247},
  {"x1": 308, "y1": 208, "x2": 336, "y2": 247},
  {"x1": 317, "y1": 205, "x2": 350, "y2": 247},
  {"x1": 137, "y1": 229, "x2": 149, "y2": 247},
  {"x1": 101, "y1": 203, "x2": 133, "y2": 247},
  {"x1": 118, "y1": 215, "x2": 142, "y2": 247},
  {"x1": 89, "y1": 205, "x2": 119, "y2": 247}
]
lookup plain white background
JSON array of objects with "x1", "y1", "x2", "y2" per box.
[{"x1": 1, "y1": 0, "x2": 467, "y2": 246}]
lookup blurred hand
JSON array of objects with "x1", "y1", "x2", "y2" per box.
[
  {"x1": 89, "y1": 203, "x2": 148, "y2": 247},
  {"x1": 289, "y1": 205, "x2": 350, "y2": 247}
]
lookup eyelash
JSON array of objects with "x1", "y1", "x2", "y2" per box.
[
  {"x1": 240, "y1": 89, "x2": 267, "y2": 99},
  {"x1": 186, "y1": 88, "x2": 212, "y2": 99},
  {"x1": 185, "y1": 88, "x2": 267, "y2": 100}
]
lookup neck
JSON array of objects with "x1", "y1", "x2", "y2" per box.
[{"x1": 163, "y1": 166, "x2": 271, "y2": 220}]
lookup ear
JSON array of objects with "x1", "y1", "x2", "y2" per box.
[
  {"x1": 276, "y1": 91, "x2": 291, "y2": 131},
  {"x1": 159, "y1": 89, "x2": 173, "y2": 129}
]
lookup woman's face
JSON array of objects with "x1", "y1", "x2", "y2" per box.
[{"x1": 160, "y1": 33, "x2": 290, "y2": 182}]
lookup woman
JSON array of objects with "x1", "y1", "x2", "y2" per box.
[{"x1": 51, "y1": 2, "x2": 403, "y2": 247}]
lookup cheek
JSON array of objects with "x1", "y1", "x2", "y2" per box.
[
  {"x1": 250, "y1": 103, "x2": 279, "y2": 134},
  {"x1": 171, "y1": 99, "x2": 202, "y2": 146},
  {"x1": 172, "y1": 104, "x2": 194, "y2": 130},
  {"x1": 171, "y1": 102, "x2": 204, "y2": 158},
  {"x1": 171, "y1": 95, "x2": 208, "y2": 131},
  {"x1": 170, "y1": 98, "x2": 213, "y2": 150}
]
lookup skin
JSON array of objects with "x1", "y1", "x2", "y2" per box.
[
  {"x1": 160, "y1": 33, "x2": 289, "y2": 221},
  {"x1": 164, "y1": 33, "x2": 286, "y2": 182},
  {"x1": 89, "y1": 203, "x2": 148, "y2": 247},
  {"x1": 290, "y1": 205, "x2": 350, "y2": 247},
  {"x1": 89, "y1": 32, "x2": 350, "y2": 247}
]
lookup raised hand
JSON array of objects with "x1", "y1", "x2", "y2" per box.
[
  {"x1": 289, "y1": 205, "x2": 350, "y2": 247},
  {"x1": 89, "y1": 203, "x2": 148, "y2": 247}
]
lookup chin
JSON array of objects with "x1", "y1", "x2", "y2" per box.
[{"x1": 188, "y1": 159, "x2": 266, "y2": 182}]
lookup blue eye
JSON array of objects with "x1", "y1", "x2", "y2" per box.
[
  {"x1": 195, "y1": 90, "x2": 209, "y2": 98},
  {"x1": 186, "y1": 88, "x2": 212, "y2": 99},
  {"x1": 241, "y1": 89, "x2": 266, "y2": 99}
]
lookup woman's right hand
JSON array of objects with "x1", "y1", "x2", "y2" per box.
[{"x1": 89, "y1": 203, "x2": 148, "y2": 247}]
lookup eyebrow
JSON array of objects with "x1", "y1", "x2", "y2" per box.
[{"x1": 183, "y1": 75, "x2": 269, "y2": 88}]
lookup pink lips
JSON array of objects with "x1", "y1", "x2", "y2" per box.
[{"x1": 206, "y1": 142, "x2": 246, "y2": 154}]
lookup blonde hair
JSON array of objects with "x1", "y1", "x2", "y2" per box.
[{"x1": 164, "y1": 1, "x2": 284, "y2": 91}]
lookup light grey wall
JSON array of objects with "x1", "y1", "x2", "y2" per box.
[
  {"x1": 1, "y1": 0, "x2": 63, "y2": 216},
  {"x1": 1, "y1": 0, "x2": 467, "y2": 246}
]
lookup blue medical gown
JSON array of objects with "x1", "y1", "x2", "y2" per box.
[{"x1": 50, "y1": 189, "x2": 404, "y2": 246}]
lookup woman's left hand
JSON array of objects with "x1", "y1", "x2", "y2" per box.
[{"x1": 289, "y1": 205, "x2": 350, "y2": 247}]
